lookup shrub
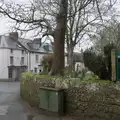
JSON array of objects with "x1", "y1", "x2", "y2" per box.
[
  {"x1": 41, "y1": 54, "x2": 53, "y2": 73},
  {"x1": 83, "y1": 43, "x2": 115, "y2": 80}
]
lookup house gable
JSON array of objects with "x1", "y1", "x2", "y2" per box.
[{"x1": 0, "y1": 36, "x2": 8, "y2": 48}]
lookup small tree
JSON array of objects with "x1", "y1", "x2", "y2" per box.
[
  {"x1": 83, "y1": 43, "x2": 115, "y2": 80},
  {"x1": 41, "y1": 54, "x2": 53, "y2": 73}
]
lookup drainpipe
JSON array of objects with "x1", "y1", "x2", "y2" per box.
[
  {"x1": 27, "y1": 51, "x2": 29, "y2": 71},
  {"x1": 27, "y1": 51, "x2": 31, "y2": 72},
  {"x1": 29, "y1": 52, "x2": 31, "y2": 72}
]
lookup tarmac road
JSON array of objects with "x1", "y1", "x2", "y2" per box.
[
  {"x1": 0, "y1": 82, "x2": 75, "y2": 120},
  {"x1": 0, "y1": 82, "x2": 30, "y2": 120}
]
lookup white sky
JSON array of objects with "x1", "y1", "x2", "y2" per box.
[
  {"x1": 0, "y1": 0, "x2": 120, "y2": 52},
  {"x1": 0, "y1": 0, "x2": 120, "y2": 37},
  {"x1": 0, "y1": 0, "x2": 30, "y2": 36}
]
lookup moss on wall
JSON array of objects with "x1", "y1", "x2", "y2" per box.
[
  {"x1": 21, "y1": 72, "x2": 120, "y2": 120},
  {"x1": 20, "y1": 72, "x2": 55, "y2": 107}
]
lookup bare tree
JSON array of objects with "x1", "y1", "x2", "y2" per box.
[
  {"x1": 66, "y1": 0, "x2": 98, "y2": 68},
  {"x1": 49, "y1": 0, "x2": 68, "y2": 75},
  {"x1": 66, "y1": 0, "x2": 117, "y2": 68},
  {"x1": 91, "y1": 19, "x2": 120, "y2": 53},
  {"x1": 0, "y1": 0, "x2": 117, "y2": 75},
  {"x1": 0, "y1": 0, "x2": 67, "y2": 75}
]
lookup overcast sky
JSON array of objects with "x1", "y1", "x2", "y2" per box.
[
  {"x1": 0, "y1": 0, "x2": 30, "y2": 37},
  {"x1": 0, "y1": 0, "x2": 120, "y2": 37},
  {"x1": 0, "y1": 0, "x2": 120, "y2": 52}
]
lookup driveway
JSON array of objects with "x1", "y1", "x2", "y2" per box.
[
  {"x1": 0, "y1": 82, "x2": 30, "y2": 120},
  {"x1": 0, "y1": 82, "x2": 74, "y2": 120}
]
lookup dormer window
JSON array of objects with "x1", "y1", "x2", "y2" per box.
[
  {"x1": 33, "y1": 44, "x2": 39, "y2": 50},
  {"x1": 43, "y1": 44, "x2": 49, "y2": 51}
]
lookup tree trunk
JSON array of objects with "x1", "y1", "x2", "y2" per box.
[
  {"x1": 49, "y1": 0, "x2": 68, "y2": 75},
  {"x1": 68, "y1": 46, "x2": 74, "y2": 69}
]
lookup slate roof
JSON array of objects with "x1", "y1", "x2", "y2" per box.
[
  {"x1": 18, "y1": 38, "x2": 53, "y2": 53},
  {"x1": 0, "y1": 36, "x2": 24, "y2": 50},
  {"x1": 18, "y1": 38, "x2": 32, "y2": 50},
  {"x1": 0, "y1": 35, "x2": 53, "y2": 54}
]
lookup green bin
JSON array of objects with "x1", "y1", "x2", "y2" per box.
[{"x1": 39, "y1": 87, "x2": 64, "y2": 115}]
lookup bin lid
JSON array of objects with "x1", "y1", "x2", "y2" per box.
[{"x1": 39, "y1": 87, "x2": 64, "y2": 92}]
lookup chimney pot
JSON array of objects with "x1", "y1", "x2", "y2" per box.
[{"x1": 9, "y1": 32, "x2": 18, "y2": 41}]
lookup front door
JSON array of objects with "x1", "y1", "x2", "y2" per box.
[
  {"x1": 16, "y1": 68, "x2": 20, "y2": 81},
  {"x1": 8, "y1": 68, "x2": 13, "y2": 78}
]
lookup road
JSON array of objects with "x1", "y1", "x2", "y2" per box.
[
  {"x1": 0, "y1": 82, "x2": 30, "y2": 120},
  {"x1": 0, "y1": 82, "x2": 74, "y2": 120}
]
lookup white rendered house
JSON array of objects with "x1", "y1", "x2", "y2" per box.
[
  {"x1": 0, "y1": 32, "x2": 53, "y2": 81},
  {"x1": 0, "y1": 32, "x2": 83, "y2": 81}
]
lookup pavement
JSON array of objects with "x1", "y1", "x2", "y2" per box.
[{"x1": 0, "y1": 82, "x2": 74, "y2": 120}]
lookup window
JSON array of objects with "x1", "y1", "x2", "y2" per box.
[
  {"x1": 36, "y1": 55, "x2": 39, "y2": 63},
  {"x1": 43, "y1": 44, "x2": 49, "y2": 51},
  {"x1": 34, "y1": 68, "x2": 37, "y2": 73},
  {"x1": 22, "y1": 50, "x2": 24, "y2": 54},
  {"x1": 21, "y1": 57, "x2": 24, "y2": 65},
  {"x1": 10, "y1": 56, "x2": 14, "y2": 65},
  {"x1": 10, "y1": 49, "x2": 13, "y2": 54},
  {"x1": 8, "y1": 68, "x2": 13, "y2": 78}
]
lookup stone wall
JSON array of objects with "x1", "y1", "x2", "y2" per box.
[
  {"x1": 20, "y1": 73, "x2": 120, "y2": 120},
  {"x1": 65, "y1": 83, "x2": 120, "y2": 120},
  {"x1": 20, "y1": 74, "x2": 55, "y2": 107}
]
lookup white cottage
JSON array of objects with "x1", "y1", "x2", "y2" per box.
[
  {"x1": 0, "y1": 32, "x2": 53, "y2": 81},
  {"x1": 0, "y1": 32, "x2": 81, "y2": 81}
]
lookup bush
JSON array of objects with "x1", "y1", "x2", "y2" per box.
[
  {"x1": 41, "y1": 54, "x2": 53, "y2": 73},
  {"x1": 83, "y1": 43, "x2": 115, "y2": 80},
  {"x1": 64, "y1": 67, "x2": 82, "y2": 78}
]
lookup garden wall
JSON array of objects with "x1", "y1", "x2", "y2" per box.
[{"x1": 20, "y1": 73, "x2": 120, "y2": 120}]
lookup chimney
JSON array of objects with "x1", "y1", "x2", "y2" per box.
[{"x1": 9, "y1": 32, "x2": 18, "y2": 41}]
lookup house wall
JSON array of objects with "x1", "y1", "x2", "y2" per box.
[
  {"x1": 75, "y1": 62, "x2": 85, "y2": 71},
  {"x1": 9, "y1": 49, "x2": 27, "y2": 66},
  {"x1": 29, "y1": 53, "x2": 68, "y2": 73},
  {"x1": 0, "y1": 48, "x2": 28, "y2": 79},
  {"x1": 0, "y1": 49, "x2": 9, "y2": 79},
  {"x1": 0, "y1": 36, "x2": 70, "y2": 79},
  {"x1": 0, "y1": 48, "x2": 51, "y2": 79},
  {"x1": 29, "y1": 52, "x2": 46, "y2": 73},
  {"x1": 0, "y1": 47, "x2": 82, "y2": 79}
]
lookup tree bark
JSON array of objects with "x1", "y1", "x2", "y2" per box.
[
  {"x1": 68, "y1": 46, "x2": 74, "y2": 69},
  {"x1": 49, "y1": 0, "x2": 68, "y2": 75}
]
